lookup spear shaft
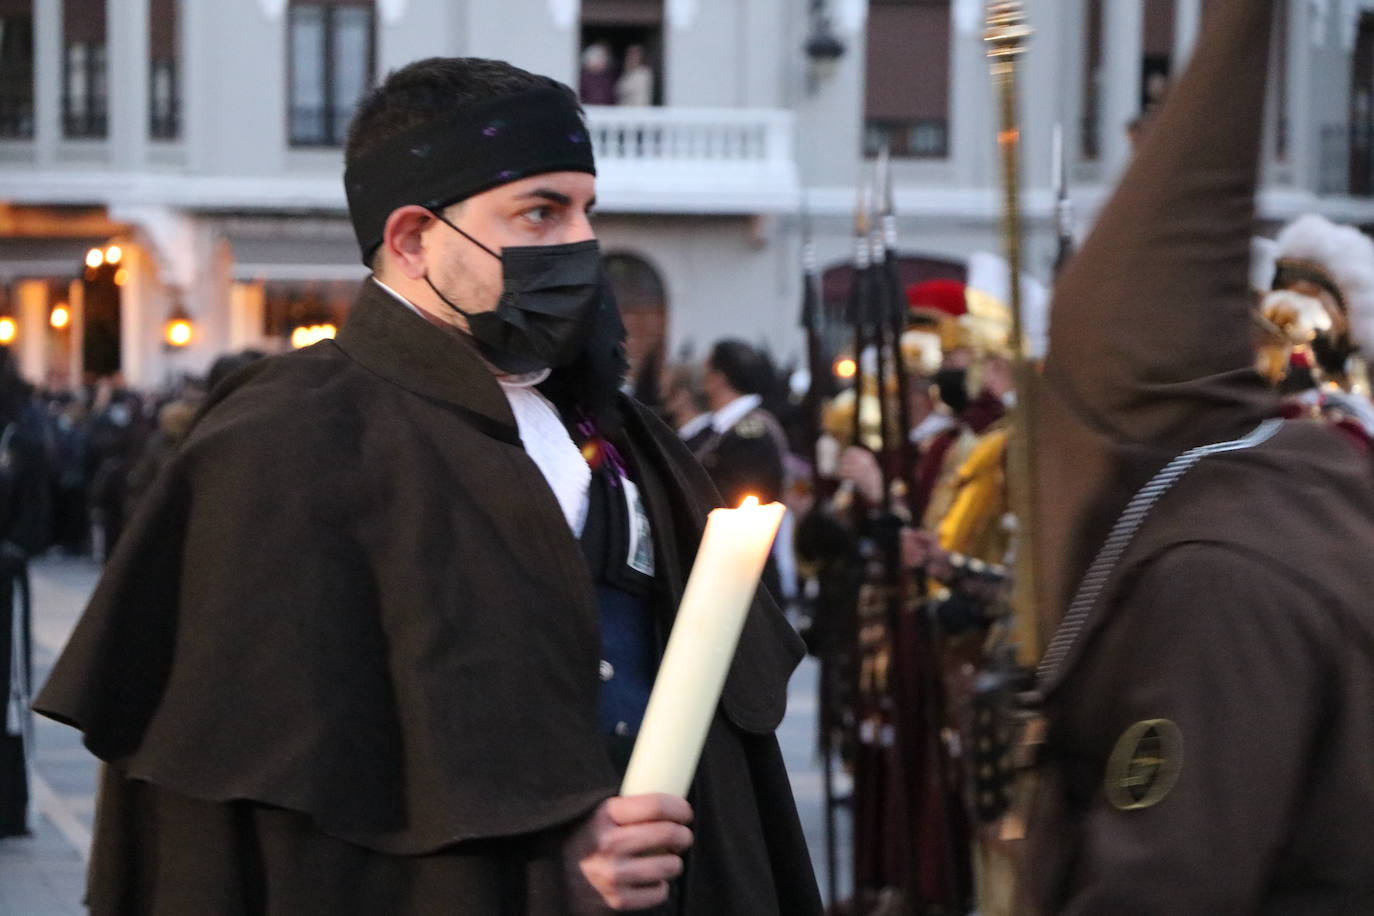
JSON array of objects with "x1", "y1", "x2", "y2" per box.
[
  {"x1": 985, "y1": 1, "x2": 1044, "y2": 664},
  {"x1": 877, "y1": 146, "x2": 919, "y2": 521}
]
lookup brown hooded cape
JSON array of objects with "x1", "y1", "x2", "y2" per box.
[
  {"x1": 35, "y1": 280, "x2": 822, "y2": 915},
  {"x1": 1027, "y1": 0, "x2": 1374, "y2": 911}
]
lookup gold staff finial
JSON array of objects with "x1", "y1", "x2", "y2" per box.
[{"x1": 984, "y1": 1, "x2": 1032, "y2": 72}]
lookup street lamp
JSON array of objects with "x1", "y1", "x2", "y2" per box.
[{"x1": 804, "y1": 0, "x2": 846, "y2": 94}]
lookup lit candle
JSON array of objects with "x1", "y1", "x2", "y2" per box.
[{"x1": 620, "y1": 496, "x2": 787, "y2": 797}]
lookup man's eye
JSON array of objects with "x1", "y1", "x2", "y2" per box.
[{"x1": 524, "y1": 206, "x2": 554, "y2": 225}]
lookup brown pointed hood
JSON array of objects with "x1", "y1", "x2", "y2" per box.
[{"x1": 1034, "y1": 0, "x2": 1280, "y2": 624}]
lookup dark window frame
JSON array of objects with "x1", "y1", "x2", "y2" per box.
[
  {"x1": 863, "y1": 117, "x2": 948, "y2": 160},
  {"x1": 287, "y1": 0, "x2": 376, "y2": 148},
  {"x1": 149, "y1": 0, "x2": 180, "y2": 140},
  {"x1": 0, "y1": 11, "x2": 34, "y2": 139},
  {"x1": 149, "y1": 54, "x2": 179, "y2": 139}
]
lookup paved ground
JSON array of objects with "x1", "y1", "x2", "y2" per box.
[{"x1": 1, "y1": 554, "x2": 850, "y2": 913}]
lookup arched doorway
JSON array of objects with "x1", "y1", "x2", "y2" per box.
[
  {"x1": 81, "y1": 243, "x2": 122, "y2": 379},
  {"x1": 603, "y1": 251, "x2": 667, "y2": 378}
]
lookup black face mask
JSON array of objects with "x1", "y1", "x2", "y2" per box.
[
  {"x1": 933, "y1": 367, "x2": 969, "y2": 416},
  {"x1": 425, "y1": 213, "x2": 604, "y2": 375}
]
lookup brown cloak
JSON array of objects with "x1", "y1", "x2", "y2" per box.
[
  {"x1": 35, "y1": 280, "x2": 822, "y2": 915},
  {"x1": 1028, "y1": 0, "x2": 1374, "y2": 911}
]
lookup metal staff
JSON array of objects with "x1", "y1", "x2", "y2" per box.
[
  {"x1": 798, "y1": 203, "x2": 844, "y2": 912},
  {"x1": 848, "y1": 182, "x2": 873, "y2": 456},
  {"x1": 984, "y1": 0, "x2": 1044, "y2": 665},
  {"x1": 865, "y1": 166, "x2": 897, "y2": 508},
  {"x1": 800, "y1": 202, "x2": 827, "y2": 495},
  {"x1": 876, "y1": 143, "x2": 920, "y2": 521}
]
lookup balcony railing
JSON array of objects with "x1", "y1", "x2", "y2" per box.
[{"x1": 584, "y1": 106, "x2": 798, "y2": 213}]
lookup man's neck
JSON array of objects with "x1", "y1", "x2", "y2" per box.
[{"x1": 371, "y1": 276, "x2": 526, "y2": 381}]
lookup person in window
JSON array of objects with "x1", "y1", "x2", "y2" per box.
[
  {"x1": 35, "y1": 57, "x2": 819, "y2": 915},
  {"x1": 616, "y1": 45, "x2": 654, "y2": 107},
  {"x1": 578, "y1": 41, "x2": 616, "y2": 106}
]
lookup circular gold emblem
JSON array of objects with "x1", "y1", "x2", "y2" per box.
[{"x1": 1104, "y1": 718, "x2": 1183, "y2": 811}]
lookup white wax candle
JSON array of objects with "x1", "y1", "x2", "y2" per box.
[{"x1": 620, "y1": 496, "x2": 787, "y2": 798}]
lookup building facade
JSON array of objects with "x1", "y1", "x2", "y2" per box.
[{"x1": 0, "y1": 0, "x2": 1371, "y2": 389}]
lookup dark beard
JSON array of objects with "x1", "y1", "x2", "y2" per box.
[{"x1": 537, "y1": 275, "x2": 628, "y2": 435}]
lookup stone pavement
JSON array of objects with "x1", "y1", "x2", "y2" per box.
[{"x1": 0, "y1": 555, "x2": 849, "y2": 914}]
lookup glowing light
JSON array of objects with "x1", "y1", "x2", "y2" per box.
[
  {"x1": 50, "y1": 305, "x2": 71, "y2": 330},
  {"x1": 85, "y1": 248, "x2": 103, "y2": 269},
  {"x1": 290, "y1": 323, "x2": 337, "y2": 349},
  {"x1": 104, "y1": 245, "x2": 123, "y2": 265},
  {"x1": 0, "y1": 318, "x2": 15, "y2": 345},
  {"x1": 165, "y1": 319, "x2": 193, "y2": 347},
  {"x1": 834, "y1": 357, "x2": 858, "y2": 379},
  {"x1": 739, "y1": 495, "x2": 760, "y2": 509},
  {"x1": 113, "y1": 267, "x2": 129, "y2": 286}
]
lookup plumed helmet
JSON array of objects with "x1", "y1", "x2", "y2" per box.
[{"x1": 1273, "y1": 214, "x2": 1374, "y2": 356}]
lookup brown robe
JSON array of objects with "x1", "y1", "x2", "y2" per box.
[
  {"x1": 1027, "y1": 0, "x2": 1374, "y2": 910},
  {"x1": 35, "y1": 280, "x2": 822, "y2": 915}
]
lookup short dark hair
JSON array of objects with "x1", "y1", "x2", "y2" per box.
[
  {"x1": 345, "y1": 57, "x2": 578, "y2": 171},
  {"x1": 708, "y1": 339, "x2": 769, "y2": 396}
]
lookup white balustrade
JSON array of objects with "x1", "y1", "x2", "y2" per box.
[{"x1": 583, "y1": 106, "x2": 799, "y2": 213}]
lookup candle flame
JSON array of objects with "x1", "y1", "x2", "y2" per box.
[{"x1": 739, "y1": 495, "x2": 760, "y2": 509}]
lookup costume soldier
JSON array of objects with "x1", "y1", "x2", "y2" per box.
[
  {"x1": 1257, "y1": 212, "x2": 1374, "y2": 448},
  {"x1": 1026, "y1": 1, "x2": 1374, "y2": 911}
]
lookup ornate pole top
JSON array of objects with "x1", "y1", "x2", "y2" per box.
[{"x1": 984, "y1": 1, "x2": 1032, "y2": 71}]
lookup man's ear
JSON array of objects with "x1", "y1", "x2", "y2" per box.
[{"x1": 379, "y1": 206, "x2": 436, "y2": 280}]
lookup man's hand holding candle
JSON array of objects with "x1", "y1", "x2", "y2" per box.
[{"x1": 564, "y1": 793, "x2": 694, "y2": 913}]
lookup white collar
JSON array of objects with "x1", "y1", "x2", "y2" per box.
[
  {"x1": 910, "y1": 410, "x2": 956, "y2": 444},
  {"x1": 500, "y1": 384, "x2": 589, "y2": 535},
  {"x1": 677, "y1": 413, "x2": 712, "y2": 441},
  {"x1": 710, "y1": 393, "x2": 763, "y2": 434},
  {"x1": 372, "y1": 276, "x2": 428, "y2": 319}
]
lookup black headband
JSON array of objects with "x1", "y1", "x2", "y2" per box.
[{"x1": 343, "y1": 87, "x2": 597, "y2": 263}]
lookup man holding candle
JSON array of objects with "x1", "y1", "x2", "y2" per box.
[{"x1": 35, "y1": 58, "x2": 821, "y2": 915}]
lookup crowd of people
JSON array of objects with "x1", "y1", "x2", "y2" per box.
[
  {"x1": 9, "y1": 6, "x2": 1374, "y2": 911},
  {"x1": 1, "y1": 349, "x2": 266, "y2": 566}
]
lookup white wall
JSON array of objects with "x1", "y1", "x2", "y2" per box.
[
  {"x1": 183, "y1": 2, "x2": 287, "y2": 175},
  {"x1": 594, "y1": 214, "x2": 802, "y2": 363},
  {"x1": 467, "y1": 0, "x2": 578, "y2": 87}
]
